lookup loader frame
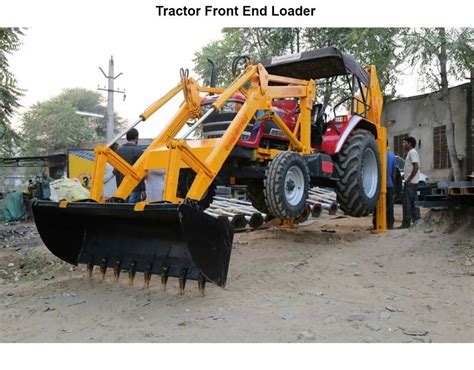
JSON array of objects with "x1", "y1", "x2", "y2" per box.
[{"x1": 86, "y1": 62, "x2": 387, "y2": 231}]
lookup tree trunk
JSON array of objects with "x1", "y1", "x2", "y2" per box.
[
  {"x1": 438, "y1": 28, "x2": 462, "y2": 181},
  {"x1": 470, "y1": 67, "x2": 474, "y2": 175},
  {"x1": 289, "y1": 29, "x2": 294, "y2": 54},
  {"x1": 296, "y1": 28, "x2": 300, "y2": 53},
  {"x1": 322, "y1": 79, "x2": 334, "y2": 109}
]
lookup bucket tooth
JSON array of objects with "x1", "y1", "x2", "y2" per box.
[
  {"x1": 99, "y1": 258, "x2": 107, "y2": 281},
  {"x1": 32, "y1": 201, "x2": 234, "y2": 291},
  {"x1": 160, "y1": 266, "x2": 169, "y2": 292},
  {"x1": 143, "y1": 263, "x2": 152, "y2": 289},
  {"x1": 198, "y1": 274, "x2": 206, "y2": 297},
  {"x1": 128, "y1": 261, "x2": 137, "y2": 285},
  {"x1": 179, "y1": 267, "x2": 188, "y2": 296},
  {"x1": 113, "y1": 260, "x2": 121, "y2": 282}
]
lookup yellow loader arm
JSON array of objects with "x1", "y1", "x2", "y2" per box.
[
  {"x1": 89, "y1": 64, "x2": 316, "y2": 208},
  {"x1": 32, "y1": 48, "x2": 387, "y2": 295}
]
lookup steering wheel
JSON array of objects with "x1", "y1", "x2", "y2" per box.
[{"x1": 312, "y1": 103, "x2": 326, "y2": 126}]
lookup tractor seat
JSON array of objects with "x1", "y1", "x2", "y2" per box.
[{"x1": 310, "y1": 103, "x2": 327, "y2": 146}]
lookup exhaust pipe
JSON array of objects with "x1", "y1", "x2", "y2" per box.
[{"x1": 207, "y1": 58, "x2": 217, "y2": 92}]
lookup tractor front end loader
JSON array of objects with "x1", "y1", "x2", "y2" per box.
[{"x1": 32, "y1": 47, "x2": 387, "y2": 295}]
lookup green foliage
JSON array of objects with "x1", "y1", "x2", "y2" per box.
[
  {"x1": 342, "y1": 28, "x2": 405, "y2": 98},
  {"x1": 20, "y1": 88, "x2": 128, "y2": 155},
  {"x1": 400, "y1": 28, "x2": 473, "y2": 90},
  {"x1": 193, "y1": 28, "x2": 405, "y2": 107},
  {"x1": 399, "y1": 27, "x2": 473, "y2": 180},
  {"x1": 57, "y1": 88, "x2": 127, "y2": 138},
  {"x1": 193, "y1": 28, "x2": 299, "y2": 86},
  {"x1": 21, "y1": 95, "x2": 96, "y2": 155},
  {"x1": 0, "y1": 27, "x2": 24, "y2": 156}
]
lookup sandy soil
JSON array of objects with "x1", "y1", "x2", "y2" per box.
[{"x1": 0, "y1": 205, "x2": 473, "y2": 343}]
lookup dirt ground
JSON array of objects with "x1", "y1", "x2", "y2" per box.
[{"x1": 0, "y1": 205, "x2": 473, "y2": 343}]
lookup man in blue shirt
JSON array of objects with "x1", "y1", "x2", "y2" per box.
[{"x1": 373, "y1": 142, "x2": 397, "y2": 229}]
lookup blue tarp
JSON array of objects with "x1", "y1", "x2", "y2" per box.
[{"x1": 0, "y1": 192, "x2": 26, "y2": 223}]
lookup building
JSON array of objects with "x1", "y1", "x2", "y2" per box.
[{"x1": 382, "y1": 82, "x2": 473, "y2": 182}]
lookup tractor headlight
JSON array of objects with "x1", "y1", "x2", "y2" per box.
[
  {"x1": 201, "y1": 101, "x2": 242, "y2": 113},
  {"x1": 201, "y1": 104, "x2": 213, "y2": 113},
  {"x1": 221, "y1": 101, "x2": 241, "y2": 113}
]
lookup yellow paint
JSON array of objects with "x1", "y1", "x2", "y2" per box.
[
  {"x1": 352, "y1": 66, "x2": 387, "y2": 232},
  {"x1": 85, "y1": 64, "x2": 317, "y2": 206},
  {"x1": 376, "y1": 127, "x2": 388, "y2": 233},
  {"x1": 133, "y1": 201, "x2": 148, "y2": 212},
  {"x1": 68, "y1": 153, "x2": 95, "y2": 188},
  {"x1": 77, "y1": 60, "x2": 386, "y2": 232}
]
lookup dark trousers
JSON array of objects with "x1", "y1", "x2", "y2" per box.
[
  {"x1": 373, "y1": 187, "x2": 395, "y2": 229},
  {"x1": 127, "y1": 191, "x2": 142, "y2": 204},
  {"x1": 402, "y1": 183, "x2": 421, "y2": 226}
]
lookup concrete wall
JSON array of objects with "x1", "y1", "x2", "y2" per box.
[
  {"x1": 382, "y1": 83, "x2": 471, "y2": 182},
  {"x1": 468, "y1": 69, "x2": 474, "y2": 176}
]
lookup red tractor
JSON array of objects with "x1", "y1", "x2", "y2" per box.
[
  {"x1": 197, "y1": 47, "x2": 385, "y2": 220},
  {"x1": 32, "y1": 47, "x2": 387, "y2": 293}
]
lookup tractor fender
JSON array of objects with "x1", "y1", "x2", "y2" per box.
[{"x1": 320, "y1": 115, "x2": 378, "y2": 155}]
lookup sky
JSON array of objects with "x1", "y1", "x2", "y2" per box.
[
  {"x1": 4, "y1": 0, "x2": 472, "y2": 141},
  {"x1": 8, "y1": 25, "x2": 424, "y2": 140},
  {"x1": 8, "y1": 25, "x2": 224, "y2": 139},
  {"x1": 1, "y1": 1, "x2": 473, "y2": 368}
]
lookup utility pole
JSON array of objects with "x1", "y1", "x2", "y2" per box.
[{"x1": 98, "y1": 56, "x2": 125, "y2": 143}]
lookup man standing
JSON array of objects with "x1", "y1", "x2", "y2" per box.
[
  {"x1": 398, "y1": 136, "x2": 421, "y2": 229},
  {"x1": 102, "y1": 142, "x2": 119, "y2": 198},
  {"x1": 113, "y1": 128, "x2": 145, "y2": 203},
  {"x1": 373, "y1": 142, "x2": 397, "y2": 229}
]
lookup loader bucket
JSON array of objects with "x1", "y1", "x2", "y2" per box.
[{"x1": 32, "y1": 200, "x2": 233, "y2": 288}]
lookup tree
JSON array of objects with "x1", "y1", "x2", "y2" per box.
[
  {"x1": 21, "y1": 95, "x2": 96, "y2": 155},
  {"x1": 58, "y1": 88, "x2": 127, "y2": 139},
  {"x1": 193, "y1": 28, "x2": 472, "y2": 179},
  {"x1": 20, "y1": 88, "x2": 127, "y2": 155},
  {"x1": 193, "y1": 28, "x2": 405, "y2": 105},
  {"x1": 401, "y1": 28, "x2": 473, "y2": 180},
  {"x1": 304, "y1": 28, "x2": 404, "y2": 108},
  {"x1": 342, "y1": 28, "x2": 404, "y2": 98},
  {"x1": 0, "y1": 28, "x2": 24, "y2": 156},
  {"x1": 193, "y1": 28, "x2": 297, "y2": 87}
]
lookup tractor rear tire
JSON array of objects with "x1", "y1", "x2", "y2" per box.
[
  {"x1": 334, "y1": 129, "x2": 381, "y2": 217},
  {"x1": 247, "y1": 180, "x2": 269, "y2": 214},
  {"x1": 264, "y1": 152, "x2": 310, "y2": 219}
]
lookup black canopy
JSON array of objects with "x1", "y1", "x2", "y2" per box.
[{"x1": 262, "y1": 47, "x2": 369, "y2": 86}]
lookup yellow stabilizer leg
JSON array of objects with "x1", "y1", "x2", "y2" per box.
[{"x1": 375, "y1": 127, "x2": 387, "y2": 233}]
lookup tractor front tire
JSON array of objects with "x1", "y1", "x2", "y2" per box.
[
  {"x1": 247, "y1": 180, "x2": 269, "y2": 214},
  {"x1": 264, "y1": 152, "x2": 310, "y2": 219},
  {"x1": 178, "y1": 169, "x2": 216, "y2": 210},
  {"x1": 334, "y1": 129, "x2": 381, "y2": 217}
]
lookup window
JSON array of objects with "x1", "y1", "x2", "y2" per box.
[
  {"x1": 395, "y1": 156, "x2": 405, "y2": 172},
  {"x1": 433, "y1": 125, "x2": 450, "y2": 169},
  {"x1": 393, "y1": 133, "x2": 408, "y2": 158}
]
